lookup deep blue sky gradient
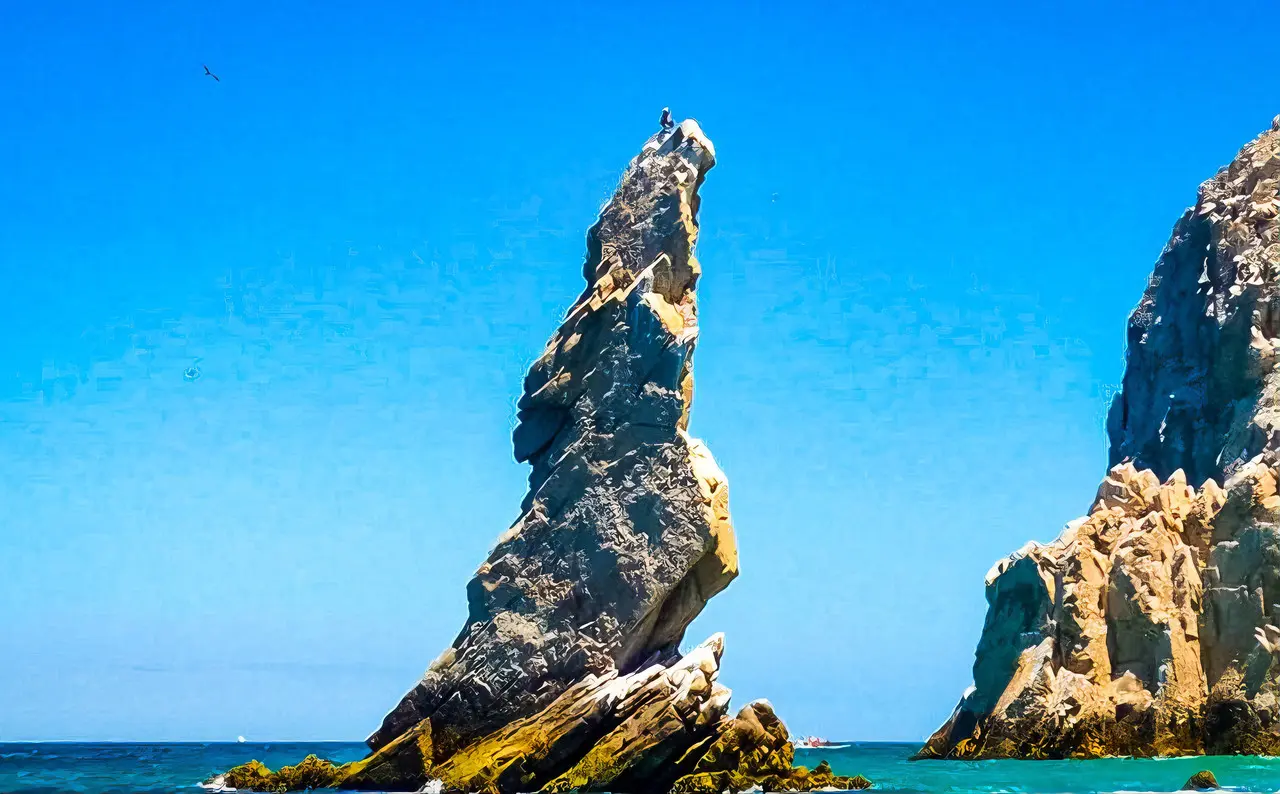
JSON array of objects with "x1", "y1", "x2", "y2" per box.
[{"x1": 3, "y1": 0, "x2": 1279, "y2": 741}]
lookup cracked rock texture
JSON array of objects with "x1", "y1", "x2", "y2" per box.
[
  {"x1": 919, "y1": 118, "x2": 1280, "y2": 759},
  {"x1": 210, "y1": 119, "x2": 867, "y2": 793},
  {"x1": 367, "y1": 117, "x2": 737, "y2": 762}
]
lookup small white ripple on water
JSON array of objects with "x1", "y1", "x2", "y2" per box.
[{"x1": 1113, "y1": 790, "x2": 1273, "y2": 794}]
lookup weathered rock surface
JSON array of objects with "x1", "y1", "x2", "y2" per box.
[
  {"x1": 212, "y1": 636, "x2": 862, "y2": 793},
  {"x1": 1108, "y1": 115, "x2": 1280, "y2": 488},
  {"x1": 209, "y1": 119, "x2": 868, "y2": 792},
  {"x1": 1182, "y1": 770, "x2": 1220, "y2": 790},
  {"x1": 433, "y1": 634, "x2": 731, "y2": 794},
  {"x1": 369, "y1": 116, "x2": 737, "y2": 762},
  {"x1": 919, "y1": 118, "x2": 1280, "y2": 760}
]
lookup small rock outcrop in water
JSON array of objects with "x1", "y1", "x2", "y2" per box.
[
  {"x1": 209, "y1": 120, "x2": 867, "y2": 793},
  {"x1": 917, "y1": 118, "x2": 1280, "y2": 760},
  {"x1": 1182, "y1": 770, "x2": 1220, "y2": 790}
]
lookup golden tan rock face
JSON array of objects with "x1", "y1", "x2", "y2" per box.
[
  {"x1": 923, "y1": 118, "x2": 1280, "y2": 760},
  {"x1": 921, "y1": 421, "x2": 1280, "y2": 758}
]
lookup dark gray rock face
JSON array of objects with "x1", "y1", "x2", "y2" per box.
[
  {"x1": 367, "y1": 120, "x2": 739, "y2": 758},
  {"x1": 1107, "y1": 119, "x2": 1280, "y2": 487}
]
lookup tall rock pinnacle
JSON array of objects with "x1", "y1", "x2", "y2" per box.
[
  {"x1": 208, "y1": 119, "x2": 872, "y2": 794},
  {"x1": 369, "y1": 119, "x2": 738, "y2": 757},
  {"x1": 919, "y1": 119, "x2": 1280, "y2": 760}
]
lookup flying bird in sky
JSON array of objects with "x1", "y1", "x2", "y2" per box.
[{"x1": 203, "y1": 65, "x2": 220, "y2": 82}]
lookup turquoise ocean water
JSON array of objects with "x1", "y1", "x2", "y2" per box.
[{"x1": 1, "y1": 742, "x2": 1278, "y2": 794}]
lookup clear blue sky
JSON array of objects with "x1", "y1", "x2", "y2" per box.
[{"x1": 2, "y1": 0, "x2": 1278, "y2": 743}]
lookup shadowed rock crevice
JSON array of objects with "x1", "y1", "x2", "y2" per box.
[{"x1": 921, "y1": 117, "x2": 1280, "y2": 760}]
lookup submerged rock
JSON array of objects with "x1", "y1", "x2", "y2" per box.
[
  {"x1": 918, "y1": 117, "x2": 1280, "y2": 760},
  {"x1": 1182, "y1": 770, "x2": 1220, "y2": 790},
  {"x1": 209, "y1": 119, "x2": 869, "y2": 792}
]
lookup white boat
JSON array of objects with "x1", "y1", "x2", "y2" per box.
[{"x1": 791, "y1": 735, "x2": 850, "y2": 751}]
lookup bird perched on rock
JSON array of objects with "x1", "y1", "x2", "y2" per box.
[
  {"x1": 1273, "y1": 114, "x2": 1280, "y2": 131},
  {"x1": 660, "y1": 107, "x2": 674, "y2": 131}
]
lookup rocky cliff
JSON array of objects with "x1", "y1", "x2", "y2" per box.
[
  {"x1": 918, "y1": 117, "x2": 1280, "y2": 760},
  {"x1": 209, "y1": 119, "x2": 868, "y2": 793}
]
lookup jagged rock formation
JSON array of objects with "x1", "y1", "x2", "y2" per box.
[
  {"x1": 425, "y1": 636, "x2": 865, "y2": 794},
  {"x1": 210, "y1": 638, "x2": 868, "y2": 793},
  {"x1": 919, "y1": 118, "x2": 1280, "y2": 760},
  {"x1": 669, "y1": 700, "x2": 872, "y2": 794},
  {"x1": 367, "y1": 117, "x2": 737, "y2": 762},
  {"x1": 209, "y1": 119, "x2": 866, "y2": 792}
]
